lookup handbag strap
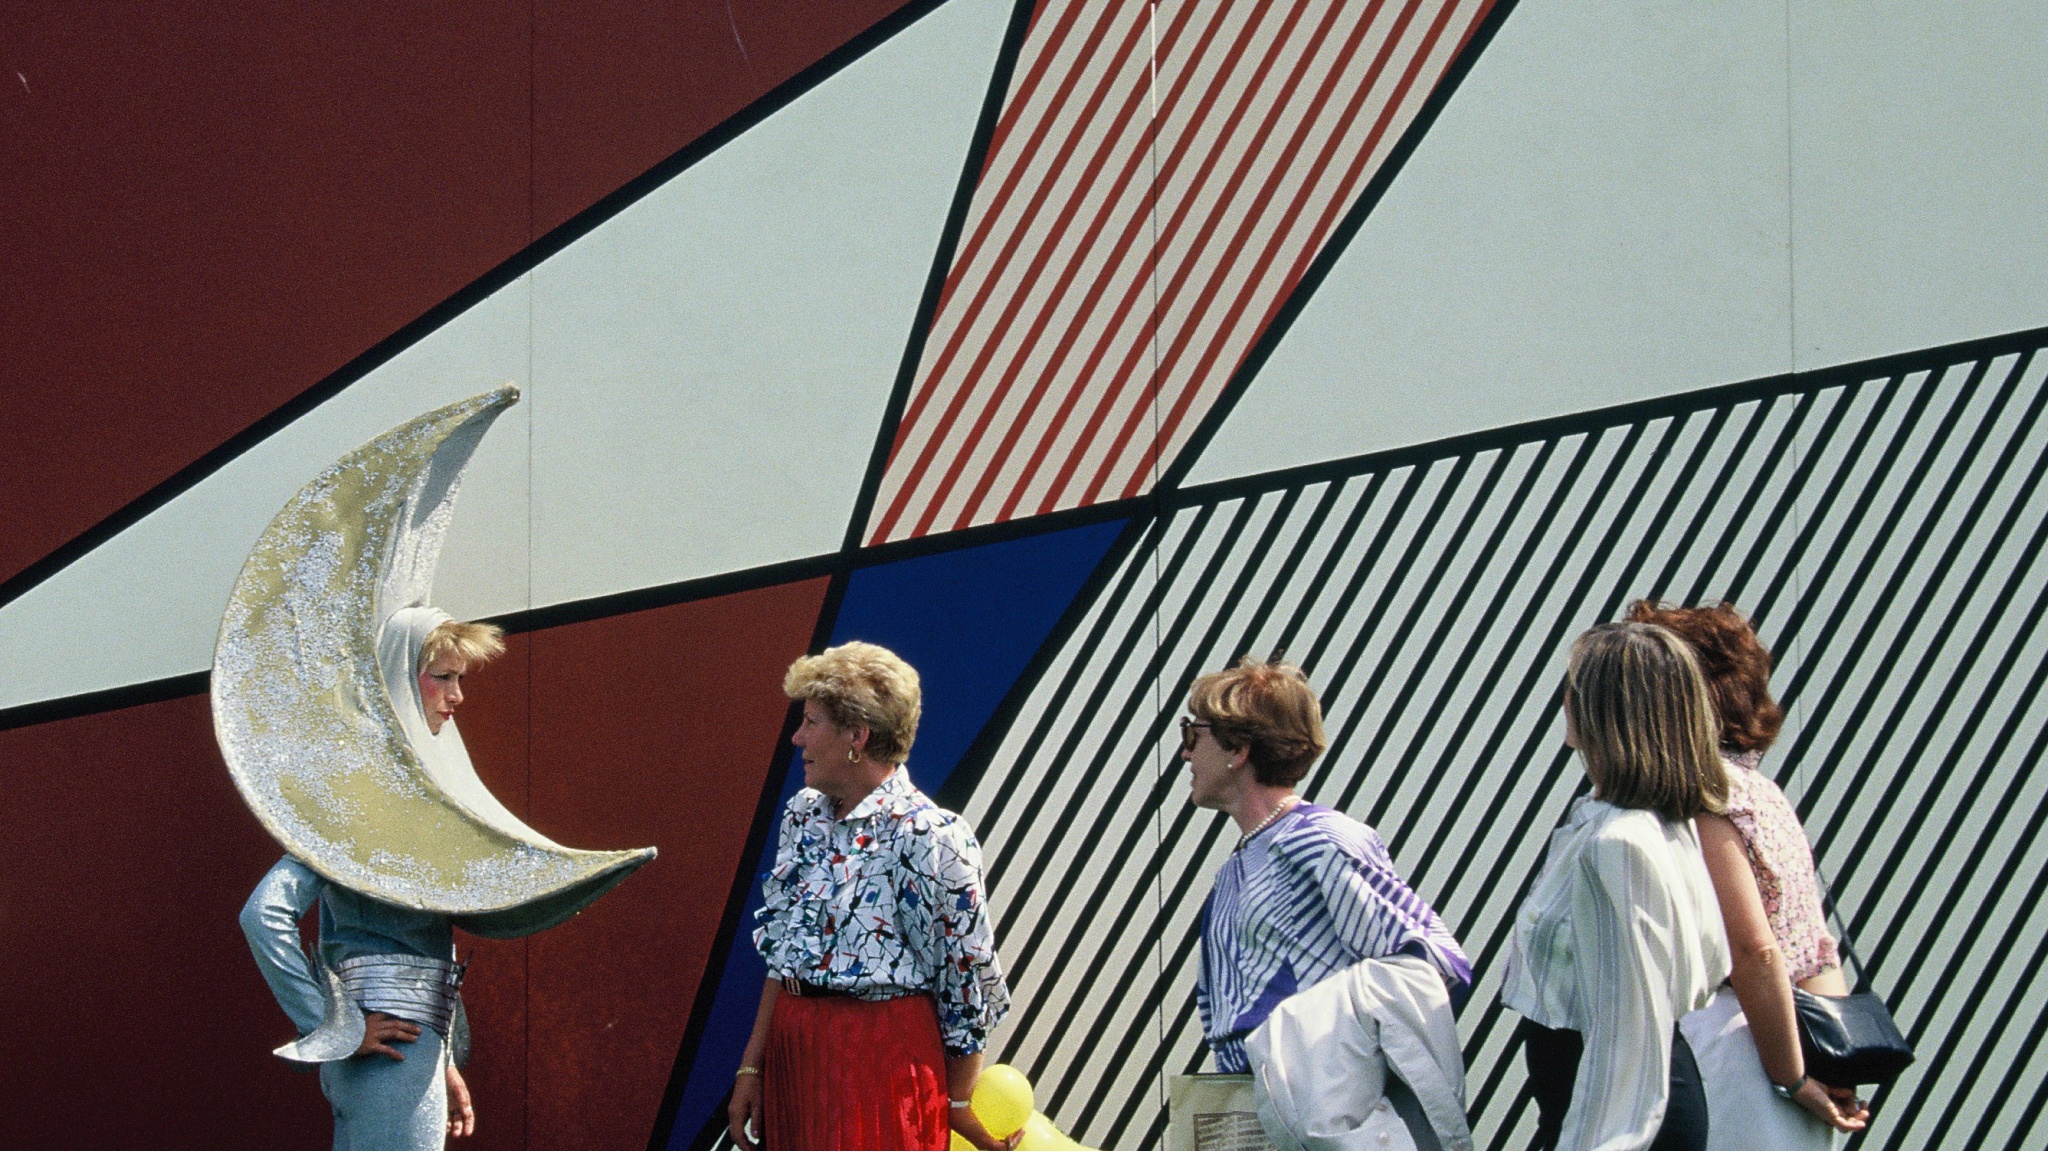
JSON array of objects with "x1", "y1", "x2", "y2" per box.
[{"x1": 1809, "y1": 858, "x2": 1870, "y2": 992}]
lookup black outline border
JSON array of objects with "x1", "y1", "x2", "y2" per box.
[{"x1": 0, "y1": 0, "x2": 957, "y2": 617}]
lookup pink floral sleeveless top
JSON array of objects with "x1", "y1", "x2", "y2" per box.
[{"x1": 1722, "y1": 751, "x2": 1840, "y2": 982}]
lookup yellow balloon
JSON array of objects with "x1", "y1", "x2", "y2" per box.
[
  {"x1": 950, "y1": 1130, "x2": 976, "y2": 1151},
  {"x1": 1017, "y1": 1110, "x2": 1092, "y2": 1150},
  {"x1": 972, "y1": 1064, "x2": 1035, "y2": 1140}
]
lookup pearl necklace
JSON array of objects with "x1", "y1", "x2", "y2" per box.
[{"x1": 1236, "y1": 794, "x2": 1300, "y2": 852}]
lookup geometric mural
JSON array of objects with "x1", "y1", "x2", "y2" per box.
[
  {"x1": 961, "y1": 329, "x2": 2048, "y2": 1150},
  {"x1": 660, "y1": 518, "x2": 1129, "y2": 1147},
  {"x1": 11, "y1": 0, "x2": 2048, "y2": 1147},
  {"x1": 868, "y1": 0, "x2": 1500, "y2": 543}
]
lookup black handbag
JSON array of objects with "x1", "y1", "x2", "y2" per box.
[
  {"x1": 1794, "y1": 872, "x2": 1915, "y2": 1086},
  {"x1": 1792, "y1": 985, "x2": 1913, "y2": 1086}
]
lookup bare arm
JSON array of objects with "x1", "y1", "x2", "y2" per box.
[
  {"x1": 1698, "y1": 814, "x2": 1867, "y2": 1132},
  {"x1": 1800, "y1": 964, "x2": 1851, "y2": 997},
  {"x1": 728, "y1": 980, "x2": 779, "y2": 1151}
]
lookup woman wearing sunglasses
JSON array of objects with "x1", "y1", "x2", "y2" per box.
[{"x1": 1184, "y1": 658, "x2": 1472, "y2": 1148}]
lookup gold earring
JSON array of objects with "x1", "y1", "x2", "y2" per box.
[{"x1": 846, "y1": 746, "x2": 861, "y2": 763}]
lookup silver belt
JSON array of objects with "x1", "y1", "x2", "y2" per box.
[{"x1": 337, "y1": 953, "x2": 465, "y2": 1038}]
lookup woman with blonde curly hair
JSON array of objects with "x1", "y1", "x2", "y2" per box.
[{"x1": 729, "y1": 641, "x2": 1014, "y2": 1151}]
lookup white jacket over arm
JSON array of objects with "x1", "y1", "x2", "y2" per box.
[
  {"x1": 1502, "y1": 800, "x2": 1730, "y2": 1150},
  {"x1": 1247, "y1": 953, "x2": 1470, "y2": 1150}
]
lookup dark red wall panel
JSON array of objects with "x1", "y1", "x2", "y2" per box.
[
  {"x1": 530, "y1": 0, "x2": 915, "y2": 236},
  {"x1": 0, "y1": 694, "x2": 331, "y2": 1148},
  {"x1": 458, "y1": 577, "x2": 830, "y2": 1149},
  {"x1": 0, "y1": 575, "x2": 824, "y2": 1148},
  {"x1": 0, "y1": 5, "x2": 530, "y2": 588},
  {"x1": 1, "y1": 1, "x2": 911, "y2": 589}
]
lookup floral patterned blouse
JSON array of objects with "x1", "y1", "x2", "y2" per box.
[
  {"x1": 1722, "y1": 750, "x2": 1840, "y2": 982},
  {"x1": 753, "y1": 767, "x2": 1011, "y2": 1057}
]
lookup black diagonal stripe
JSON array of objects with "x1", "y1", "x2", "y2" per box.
[
  {"x1": 1749, "y1": 373, "x2": 1907, "y2": 626},
  {"x1": 1869, "y1": 714, "x2": 2048, "y2": 1135},
  {"x1": 1760, "y1": 369, "x2": 1930, "y2": 668},
  {"x1": 1606, "y1": 407, "x2": 1735, "y2": 605},
  {"x1": 1299, "y1": 462, "x2": 1440, "y2": 678},
  {"x1": 1772, "y1": 365, "x2": 1956, "y2": 719},
  {"x1": 1025, "y1": 498, "x2": 1307, "y2": 1097},
  {"x1": 1223, "y1": 479, "x2": 1347, "y2": 661},
  {"x1": 1878, "y1": 810, "x2": 2048, "y2": 1143},
  {"x1": 994, "y1": 500, "x2": 1248, "y2": 982},
  {"x1": 1859, "y1": 498, "x2": 2048, "y2": 986},
  {"x1": 1465, "y1": 997, "x2": 1523, "y2": 1115},
  {"x1": 1037, "y1": 492, "x2": 1359, "y2": 1110},
  {"x1": 977, "y1": 515, "x2": 1172, "y2": 872},
  {"x1": 1404, "y1": 427, "x2": 1644, "y2": 887},
  {"x1": 936, "y1": 514, "x2": 1151, "y2": 812},
  {"x1": 1682, "y1": 390, "x2": 1816, "y2": 604},
  {"x1": 977, "y1": 511, "x2": 1192, "y2": 871},
  {"x1": 1300, "y1": 456, "x2": 1476, "y2": 799},
  {"x1": 1277, "y1": 472, "x2": 1388, "y2": 655},
  {"x1": 1784, "y1": 356, "x2": 2005, "y2": 827},
  {"x1": 1859, "y1": 487, "x2": 2048, "y2": 994},
  {"x1": 1644, "y1": 398, "x2": 1773, "y2": 598},
  {"x1": 1872, "y1": 590, "x2": 2048, "y2": 1005},
  {"x1": 1724, "y1": 385, "x2": 1855, "y2": 608},
  {"x1": 1424, "y1": 429, "x2": 1633, "y2": 907},
  {"x1": 1974, "y1": 973, "x2": 2048, "y2": 1147},
  {"x1": 995, "y1": 497, "x2": 1272, "y2": 1045},
  {"x1": 1926, "y1": 933, "x2": 2048, "y2": 1146},
  {"x1": 1798, "y1": 362, "x2": 2027, "y2": 870},
  {"x1": 955, "y1": 340, "x2": 2048, "y2": 1151},
  {"x1": 1378, "y1": 440, "x2": 1562, "y2": 852},
  {"x1": 1327, "y1": 448, "x2": 1518, "y2": 821},
  {"x1": 1827, "y1": 357, "x2": 2044, "y2": 898},
  {"x1": 1405, "y1": 415, "x2": 1671, "y2": 868}
]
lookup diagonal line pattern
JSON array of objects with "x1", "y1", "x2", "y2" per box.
[
  {"x1": 957, "y1": 334, "x2": 2048, "y2": 1149},
  {"x1": 867, "y1": 0, "x2": 1499, "y2": 546}
]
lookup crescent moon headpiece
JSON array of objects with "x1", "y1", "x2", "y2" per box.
[{"x1": 212, "y1": 386, "x2": 654, "y2": 937}]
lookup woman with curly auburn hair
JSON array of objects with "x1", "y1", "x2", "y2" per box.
[
  {"x1": 1629, "y1": 601, "x2": 1869, "y2": 1146},
  {"x1": 728, "y1": 642, "x2": 1014, "y2": 1152}
]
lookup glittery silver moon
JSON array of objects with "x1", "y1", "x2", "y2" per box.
[{"x1": 212, "y1": 386, "x2": 654, "y2": 937}]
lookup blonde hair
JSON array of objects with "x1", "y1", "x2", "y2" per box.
[
  {"x1": 783, "y1": 641, "x2": 922, "y2": 765},
  {"x1": 1186, "y1": 657, "x2": 1328, "y2": 786},
  {"x1": 1565, "y1": 622, "x2": 1726, "y2": 821},
  {"x1": 419, "y1": 620, "x2": 505, "y2": 671}
]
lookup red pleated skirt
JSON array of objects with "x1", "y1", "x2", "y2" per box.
[{"x1": 764, "y1": 992, "x2": 949, "y2": 1151}]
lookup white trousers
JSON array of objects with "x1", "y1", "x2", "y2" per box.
[{"x1": 1679, "y1": 987, "x2": 1836, "y2": 1151}]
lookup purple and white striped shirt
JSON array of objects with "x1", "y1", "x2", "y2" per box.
[{"x1": 1197, "y1": 803, "x2": 1472, "y2": 1072}]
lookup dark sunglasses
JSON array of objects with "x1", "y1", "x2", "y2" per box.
[{"x1": 1178, "y1": 717, "x2": 1215, "y2": 752}]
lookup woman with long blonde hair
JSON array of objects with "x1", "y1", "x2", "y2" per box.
[{"x1": 1500, "y1": 622, "x2": 1732, "y2": 1149}]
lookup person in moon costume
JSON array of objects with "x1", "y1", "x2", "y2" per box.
[
  {"x1": 214, "y1": 389, "x2": 652, "y2": 1151},
  {"x1": 241, "y1": 609, "x2": 503, "y2": 1148}
]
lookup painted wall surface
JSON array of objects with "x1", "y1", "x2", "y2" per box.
[{"x1": 5, "y1": 2, "x2": 2048, "y2": 1148}]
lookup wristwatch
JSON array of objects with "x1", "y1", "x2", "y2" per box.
[{"x1": 1772, "y1": 1074, "x2": 1810, "y2": 1100}]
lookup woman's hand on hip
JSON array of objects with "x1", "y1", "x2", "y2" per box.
[
  {"x1": 1793, "y1": 1077, "x2": 1870, "y2": 1132},
  {"x1": 729, "y1": 1071, "x2": 765, "y2": 1151},
  {"x1": 445, "y1": 1062, "x2": 475, "y2": 1139},
  {"x1": 353, "y1": 1012, "x2": 421, "y2": 1060}
]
